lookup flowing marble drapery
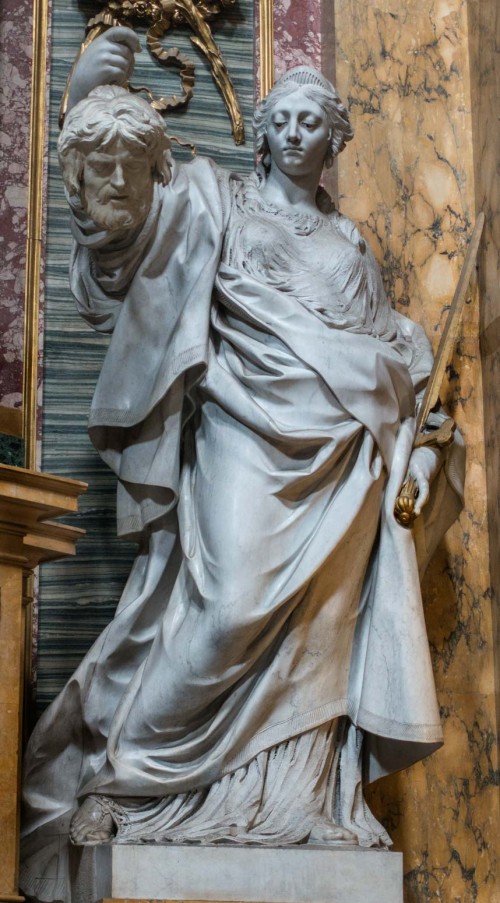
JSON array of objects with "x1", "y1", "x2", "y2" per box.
[{"x1": 20, "y1": 158, "x2": 464, "y2": 902}]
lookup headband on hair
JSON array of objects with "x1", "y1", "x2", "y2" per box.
[{"x1": 278, "y1": 67, "x2": 336, "y2": 94}]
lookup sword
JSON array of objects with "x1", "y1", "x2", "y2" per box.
[{"x1": 394, "y1": 211, "x2": 485, "y2": 528}]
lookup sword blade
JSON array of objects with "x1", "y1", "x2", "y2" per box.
[
  {"x1": 415, "y1": 211, "x2": 485, "y2": 434},
  {"x1": 394, "y1": 212, "x2": 485, "y2": 528}
]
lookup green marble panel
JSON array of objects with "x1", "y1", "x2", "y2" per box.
[
  {"x1": 37, "y1": 0, "x2": 255, "y2": 713},
  {"x1": 0, "y1": 433, "x2": 24, "y2": 467}
]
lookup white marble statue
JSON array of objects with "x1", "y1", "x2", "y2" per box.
[{"x1": 21, "y1": 29, "x2": 465, "y2": 903}]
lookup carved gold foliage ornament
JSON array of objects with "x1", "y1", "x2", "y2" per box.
[{"x1": 61, "y1": 0, "x2": 245, "y2": 144}]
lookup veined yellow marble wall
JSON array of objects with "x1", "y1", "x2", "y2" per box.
[
  {"x1": 468, "y1": 0, "x2": 500, "y2": 744},
  {"x1": 334, "y1": 1, "x2": 499, "y2": 900}
]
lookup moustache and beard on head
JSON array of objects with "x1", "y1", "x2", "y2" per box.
[
  {"x1": 81, "y1": 179, "x2": 154, "y2": 232},
  {"x1": 79, "y1": 136, "x2": 156, "y2": 233}
]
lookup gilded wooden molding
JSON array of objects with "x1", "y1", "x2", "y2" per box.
[
  {"x1": 23, "y1": 0, "x2": 49, "y2": 470},
  {"x1": 259, "y1": 0, "x2": 274, "y2": 98}
]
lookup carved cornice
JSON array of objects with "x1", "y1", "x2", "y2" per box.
[{"x1": 0, "y1": 464, "x2": 86, "y2": 570}]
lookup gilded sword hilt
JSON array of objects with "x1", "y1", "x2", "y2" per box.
[{"x1": 394, "y1": 418, "x2": 456, "y2": 528}]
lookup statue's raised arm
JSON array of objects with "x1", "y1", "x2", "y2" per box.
[{"x1": 21, "y1": 64, "x2": 465, "y2": 903}]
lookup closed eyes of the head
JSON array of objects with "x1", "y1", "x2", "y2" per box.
[{"x1": 271, "y1": 117, "x2": 322, "y2": 130}]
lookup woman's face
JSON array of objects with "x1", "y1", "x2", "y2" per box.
[{"x1": 265, "y1": 88, "x2": 330, "y2": 178}]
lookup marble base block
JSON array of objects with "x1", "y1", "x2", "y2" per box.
[{"x1": 97, "y1": 843, "x2": 403, "y2": 903}]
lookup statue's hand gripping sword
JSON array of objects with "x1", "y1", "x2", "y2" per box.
[{"x1": 394, "y1": 212, "x2": 485, "y2": 528}]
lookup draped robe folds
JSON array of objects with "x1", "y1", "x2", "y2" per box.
[{"x1": 21, "y1": 157, "x2": 465, "y2": 901}]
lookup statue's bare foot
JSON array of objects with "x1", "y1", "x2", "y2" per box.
[
  {"x1": 308, "y1": 817, "x2": 357, "y2": 845},
  {"x1": 69, "y1": 795, "x2": 116, "y2": 845}
]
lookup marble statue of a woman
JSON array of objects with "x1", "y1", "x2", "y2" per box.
[{"x1": 21, "y1": 28, "x2": 464, "y2": 903}]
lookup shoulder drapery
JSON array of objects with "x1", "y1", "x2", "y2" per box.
[{"x1": 69, "y1": 157, "x2": 232, "y2": 537}]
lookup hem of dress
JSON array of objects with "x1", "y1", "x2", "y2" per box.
[
  {"x1": 80, "y1": 702, "x2": 443, "y2": 799},
  {"x1": 356, "y1": 704, "x2": 443, "y2": 743},
  {"x1": 223, "y1": 698, "x2": 443, "y2": 775}
]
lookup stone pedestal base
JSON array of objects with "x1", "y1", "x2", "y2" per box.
[{"x1": 96, "y1": 843, "x2": 403, "y2": 903}]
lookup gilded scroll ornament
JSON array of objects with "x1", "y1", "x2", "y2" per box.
[{"x1": 60, "y1": 0, "x2": 244, "y2": 144}]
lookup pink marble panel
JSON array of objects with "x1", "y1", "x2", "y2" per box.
[
  {"x1": 0, "y1": 0, "x2": 34, "y2": 408},
  {"x1": 273, "y1": 0, "x2": 321, "y2": 77},
  {"x1": 254, "y1": 0, "x2": 321, "y2": 101}
]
